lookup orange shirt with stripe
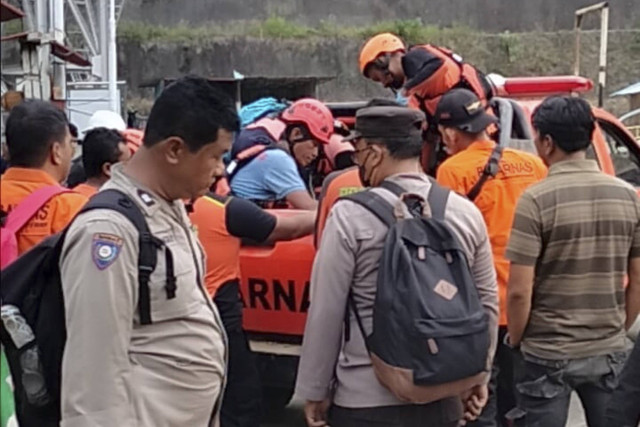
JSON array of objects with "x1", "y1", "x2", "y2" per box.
[
  {"x1": 314, "y1": 167, "x2": 363, "y2": 248},
  {"x1": 72, "y1": 183, "x2": 98, "y2": 198},
  {"x1": 436, "y1": 140, "x2": 547, "y2": 325},
  {"x1": 190, "y1": 194, "x2": 277, "y2": 297},
  {"x1": 191, "y1": 195, "x2": 241, "y2": 297},
  {"x1": 1, "y1": 167, "x2": 88, "y2": 255}
]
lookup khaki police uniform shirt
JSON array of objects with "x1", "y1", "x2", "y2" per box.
[
  {"x1": 295, "y1": 173, "x2": 498, "y2": 409},
  {"x1": 60, "y1": 164, "x2": 227, "y2": 427}
]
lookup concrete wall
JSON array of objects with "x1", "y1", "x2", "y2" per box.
[
  {"x1": 123, "y1": 0, "x2": 640, "y2": 32},
  {"x1": 119, "y1": 30, "x2": 640, "y2": 114}
]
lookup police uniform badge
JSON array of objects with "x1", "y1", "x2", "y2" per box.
[
  {"x1": 92, "y1": 233, "x2": 124, "y2": 270},
  {"x1": 137, "y1": 189, "x2": 156, "y2": 207}
]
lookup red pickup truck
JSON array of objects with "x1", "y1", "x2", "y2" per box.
[{"x1": 237, "y1": 76, "x2": 640, "y2": 410}]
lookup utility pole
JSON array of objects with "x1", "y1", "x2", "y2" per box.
[
  {"x1": 52, "y1": 0, "x2": 66, "y2": 100},
  {"x1": 574, "y1": 2, "x2": 609, "y2": 107},
  {"x1": 108, "y1": 0, "x2": 117, "y2": 111},
  {"x1": 99, "y1": 0, "x2": 108, "y2": 79}
]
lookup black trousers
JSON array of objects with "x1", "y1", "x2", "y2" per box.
[
  {"x1": 214, "y1": 281, "x2": 262, "y2": 427},
  {"x1": 329, "y1": 398, "x2": 462, "y2": 427}
]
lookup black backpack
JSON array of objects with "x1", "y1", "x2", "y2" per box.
[
  {"x1": 0, "y1": 189, "x2": 176, "y2": 427},
  {"x1": 344, "y1": 179, "x2": 490, "y2": 403}
]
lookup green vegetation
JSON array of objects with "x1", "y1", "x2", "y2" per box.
[
  {"x1": 118, "y1": 15, "x2": 317, "y2": 43},
  {"x1": 118, "y1": 17, "x2": 475, "y2": 44},
  {"x1": 118, "y1": 22, "x2": 218, "y2": 44},
  {"x1": 632, "y1": 30, "x2": 640, "y2": 54},
  {"x1": 259, "y1": 15, "x2": 315, "y2": 38},
  {"x1": 498, "y1": 32, "x2": 524, "y2": 63},
  {"x1": 1, "y1": 19, "x2": 24, "y2": 36}
]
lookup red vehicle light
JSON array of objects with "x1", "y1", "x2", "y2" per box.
[{"x1": 500, "y1": 76, "x2": 594, "y2": 97}]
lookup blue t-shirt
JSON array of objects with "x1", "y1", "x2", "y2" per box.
[{"x1": 230, "y1": 149, "x2": 307, "y2": 201}]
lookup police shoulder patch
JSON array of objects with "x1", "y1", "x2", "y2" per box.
[{"x1": 92, "y1": 233, "x2": 124, "y2": 270}]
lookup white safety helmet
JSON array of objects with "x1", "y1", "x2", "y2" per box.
[{"x1": 82, "y1": 110, "x2": 126, "y2": 137}]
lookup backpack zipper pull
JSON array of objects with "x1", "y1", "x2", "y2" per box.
[
  {"x1": 445, "y1": 252, "x2": 453, "y2": 264},
  {"x1": 427, "y1": 338, "x2": 439, "y2": 355}
]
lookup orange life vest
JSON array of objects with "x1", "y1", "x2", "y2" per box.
[
  {"x1": 406, "y1": 45, "x2": 493, "y2": 117},
  {"x1": 314, "y1": 167, "x2": 363, "y2": 248}
]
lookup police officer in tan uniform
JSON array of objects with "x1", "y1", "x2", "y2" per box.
[
  {"x1": 59, "y1": 77, "x2": 240, "y2": 427},
  {"x1": 296, "y1": 106, "x2": 498, "y2": 427}
]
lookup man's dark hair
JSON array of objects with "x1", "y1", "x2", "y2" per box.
[
  {"x1": 143, "y1": 75, "x2": 240, "y2": 152},
  {"x1": 69, "y1": 123, "x2": 78, "y2": 139},
  {"x1": 285, "y1": 124, "x2": 312, "y2": 142},
  {"x1": 364, "y1": 54, "x2": 392, "y2": 78},
  {"x1": 6, "y1": 99, "x2": 69, "y2": 167},
  {"x1": 66, "y1": 158, "x2": 86, "y2": 188},
  {"x1": 82, "y1": 127, "x2": 125, "y2": 179},
  {"x1": 532, "y1": 96, "x2": 595, "y2": 153}
]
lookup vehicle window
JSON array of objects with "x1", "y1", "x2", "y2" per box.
[{"x1": 598, "y1": 120, "x2": 640, "y2": 187}]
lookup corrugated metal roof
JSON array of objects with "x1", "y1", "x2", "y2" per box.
[{"x1": 612, "y1": 82, "x2": 640, "y2": 97}]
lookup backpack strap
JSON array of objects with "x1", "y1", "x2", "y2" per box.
[
  {"x1": 346, "y1": 179, "x2": 452, "y2": 225},
  {"x1": 345, "y1": 290, "x2": 371, "y2": 353},
  {"x1": 466, "y1": 145, "x2": 504, "y2": 202},
  {"x1": 79, "y1": 189, "x2": 172, "y2": 325},
  {"x1": 4, "y1": 186, "x2": 71, "y2": 234},
  {"x1": 427, "y1": 181, "x2": 451, "y2": 221},
  {"x1": 342, "y1": 191, "x2": 396, "y2": 228},
  {"x1": 379, "y1": 180, "x2": 406, "y2": 197},
  {"x1": 226, "y1": 143, "x2": 280, "y2": 184}
]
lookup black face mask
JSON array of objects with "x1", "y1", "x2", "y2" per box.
[{"x1": 357, "y1": 148, "x2": 382, "y2": 187}]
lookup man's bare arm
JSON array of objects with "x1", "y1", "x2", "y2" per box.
[
  {"x1": 507, "y1": 263, "x2": 535, "y2": 346},
  {"x1": 266, "y1": 211, "x2": 316, "y2": 243},
  {"x1": 627, "y1": 257, "x2": 640, "y2": 330},
  {"x1": 286, "y1": 190, "x2": 318, "y2": 210}
]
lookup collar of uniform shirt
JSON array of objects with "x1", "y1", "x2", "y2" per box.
[
  {"x1": 548, "y1": 159, "x2": 599, "y2": 176},
  {"x1": 465, "y1": 140, "x2": 495, "y2": 152},
  {"x1": 108, "y1": 163, "x2": 168, "y2": 218},
  {"x1": 386, "y1": 171, "x2": 429, "y2": 182},
  {"x1": 2, "y1": 167, "x2": 59, "y2": 185}
]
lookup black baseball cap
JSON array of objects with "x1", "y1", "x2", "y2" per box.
[
  {"x1": 344, "y1": 105, "x2": 425, "y2": 142},
  {"x1": 434, "y1": 88, "x2": 497, "y2": 133}
]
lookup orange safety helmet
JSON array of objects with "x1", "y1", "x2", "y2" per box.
[
  {"x1": 280, "y1": 98, "x2": 334, "y2": 145},
  {"x1": 359, "y1": 33, "x2": 406, "y2": 75}
]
